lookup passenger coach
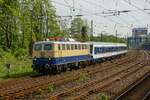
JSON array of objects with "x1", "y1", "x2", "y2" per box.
[{"x1": 90, "y1": 42, "x2": 127, "y2": 60}]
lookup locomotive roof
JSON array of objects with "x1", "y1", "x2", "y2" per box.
[{"x1": 34, "y1": 41, "x2": 89, "y2": 44}]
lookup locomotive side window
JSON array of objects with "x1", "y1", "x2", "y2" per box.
[
  {"x1": 34, "y1": 44, "x2": 42, "y2": 51},
  {"x1": 75, "y1": 44, "x2": 78, "y2": 50},
  {"x1": 79, "y1": 44, "x2": 81, "y2": 50},
  {"x1": 58, "y1": 44, "x2": 61, "y2": 50},
  {"x1": 67, "y1": 44, "x2": 70, "y2": 50},
  {"x1": 62, "y1": 44, "x2": 65, "y2": 50},
  {"x1": 71, "y1": 44, "x2": 74, "y2": 50},
  {"x1": 85, "y1": 45, "x2": 87, "y2": 49},
  {"x1": 44, "y1": 44, "x2": 53, "y2": 50},
  {"x1": 83, "y1": 44, "x2": 86, "y2": 49},
  {"x1": 82, "y1": 44, "x2": 84, "y2": 49}
]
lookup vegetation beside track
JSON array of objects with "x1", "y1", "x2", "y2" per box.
[{"x1": 0, "y1": 49, "x2": 35, "y2": 80}]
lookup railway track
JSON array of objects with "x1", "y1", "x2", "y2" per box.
[
  {"x1": 143, "y1": 92, "x2": 150, "y2": 100},
  {"x1": 0, "y1": 51, "x2": 145, "y2": 100},
  {"x1": 114, "y1": 72, "x2": 150, "y2": 100},
  {"x1": 20, "y1": 52, "x2": 142, "y2": 99},
  {"x1": 46, "y1": 54, "x2": 149, "y2": 100}
]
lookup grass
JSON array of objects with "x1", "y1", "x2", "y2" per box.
[
  {"x1": 47, "y1": 84, "x2": 55, "y2": 93},
  {"x1": 97, "y1": 93, "x2": 108, "y2": 100},
  {"x1": 75, "y1": 72, "x2": 89, "y2": 84},
  {"x1": 0, "y1": 55, "x2": 35, "y2": 80},
  {"x1": 35, "y1": 88, "x2": 43, "y2": 96}
]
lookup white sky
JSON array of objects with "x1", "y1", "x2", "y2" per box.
[{"x1": 52, "y1": 0, "x2": 150, "y2": 37}]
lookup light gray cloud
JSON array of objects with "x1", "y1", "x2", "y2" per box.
[{"x1": 52, "y1": 0, "x2": 150, "y2": 37}]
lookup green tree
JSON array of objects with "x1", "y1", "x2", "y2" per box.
[
  {"x1": 0, "y1": 0, "x2": 65, "y2": 55},
  {"x1": 71, "y1": 18, "x2": 84, "y2": 34},
  {"x1": 81, "y1": 26, "x2": 89, "y2": 41},
  {"x1": 0, "y1": 0, "x2": 19, "y2": 50},
  {"x1": 90, "y1": 35, "x2": 126, "y2": 43},
  {"x1": 71, "y1": 18, "x2": 90, "y2": 41}
]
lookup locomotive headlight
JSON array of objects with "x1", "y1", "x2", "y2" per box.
[{"x1": 33, "y1": 57, "x2": 37, "y2": 61}]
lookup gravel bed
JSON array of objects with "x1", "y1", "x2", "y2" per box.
[
  {"x1": 22, "y1": 56, "x2": 139, "y2": 100},
  {"x1": 87, "y1": 66, "x2": 150, "y2": 100}
]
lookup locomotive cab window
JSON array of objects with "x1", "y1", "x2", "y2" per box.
[
  {"x1": 44, "y1": 44, "x2": 53, "y2": 50},
  {"x1": 34, "y1": 44, "x2": 42, "y2": 51}
]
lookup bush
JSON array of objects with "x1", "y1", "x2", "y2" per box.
[
  {"x1": 97, "y1": 93, "x2": 108, "y2": 100},
  {"x1": 0, "y1": 48, "x2": 4, "y2": 58},
  {"x1": 36, "y1": 88, "x2": 43, "y2": 96},
  {"x1": 14, "y1": 48, "x2": 27, "y2": 59},
  {"x1": 76, "y1": 73, "x2": 89, "y2": 83},
  {"x1": 0, "y1": 47, "x2": 34, "y2": 80},
  {"x1": 47, "y1": 84, "x2": 55, "y2": 93}
]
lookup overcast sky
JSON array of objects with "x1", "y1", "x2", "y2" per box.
[{"x1": 52, "y1": 0, "x2": 150, "y2": 37}]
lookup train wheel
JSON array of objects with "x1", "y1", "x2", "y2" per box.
[
  {"x1": 52, "y1": 66, "x2": 57, "y2": 75},
  {"x1": 57, "y1": 65, "x2": 62, "y2": 74},
  {"x1": 81, "y1": 62, "x2": 86, "y2": 68},
  {"x1": 62, "y1": 64, "x2": 67, "y2": 72},
  {"x1": 44, "y1": 64, "x2": 51, "y2": 74},
  {"x1": 74, "y1": 62, "x2": 79, "y2": 70}
]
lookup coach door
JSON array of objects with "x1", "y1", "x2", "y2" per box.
[{"x1": 90, "y1": 45, "x2": 93, "y2": 55}]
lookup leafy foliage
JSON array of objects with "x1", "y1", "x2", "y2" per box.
[
  {"x1": 81, "y1": 26, "x2": 89, "y2": 41},
  {"x1": 47, "y1": 84, "x2": 55, "y2": 93},
  {"x1": 75, "y1": 73, "x2": 89, "y2": 83},
  {"x1": 90, "y1": 35, "x2": 126, "y2": 43},
  {"x1": 71, "y1": 18, "x2": 90, "y2": 41},
  {"x1": 97, "y1": 93, "x2": 108, "y2": 100},
  {"x1": 0, "y1": 0, "x2": 64, "y2": 56},
  {"x1": 0, "y1": 50, "x2": 33, "y2": 80}
]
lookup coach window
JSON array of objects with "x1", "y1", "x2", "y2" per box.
[
  {"x1": 104, "y1": 47, "x2": 106, "y2": 52},
  {"x1": 125, "y1": 47, "x2": 127, "y2": 50},
  {"x1": 108, "y1": 47, "x2": 110, "y2": 52},
  {"x1": 112, "y1": 47, "x2": 115, "y2": 51},
  {"x1": 99, "y1": 48, "x2": 102, "y2": 53}
]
